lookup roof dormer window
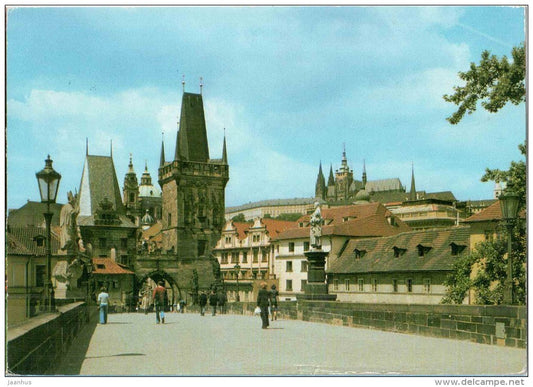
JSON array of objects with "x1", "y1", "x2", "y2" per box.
[
  {"x1": 417, "y1": 244, "x2": 432, "y2": 257},
  {"x1": 33, "y1": 235, "x2": 45, "y2": 247},
  {"x1": 354, "y1": 249, "x2": 366, "y2": 259},
  {"x1": 393, "y1": 246, "x2": 406, "y2": 258},
  {"x1": 450, "y1": 243, "x2": 466, "y2": 256}
]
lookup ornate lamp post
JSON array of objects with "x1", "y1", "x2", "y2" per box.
[
  {"x1": 234, "y1": 263, "x2": 241, "y2": 302},
  {"x1": 36, "y1": 155, "x2": 61, "y2": 312},
  {"x1": 499, "y1": 191, "x2": 520, "y2": 305}
]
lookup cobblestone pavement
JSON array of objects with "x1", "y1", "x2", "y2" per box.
[{"x1": 56, "y1": 311, "x2": 526, "y2": 376}]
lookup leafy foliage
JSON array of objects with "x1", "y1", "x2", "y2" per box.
[
  {"x1": 272, "y1": 213, "x2": 303, "y2": 222},
  {"x1": 231, "y1": 213, "x2": 246, "y2": 222},
  {"x1": 444, "y1": 44, "x2": 525, "y2": 124}
]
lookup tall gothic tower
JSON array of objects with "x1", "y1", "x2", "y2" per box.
[
  {"x1": 123, "y1": 154, "x2": 140, "y2": 223},
  {"x1": 158, "y1": 91, "x2": 229, "y2": 259}
]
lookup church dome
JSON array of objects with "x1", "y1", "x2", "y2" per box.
[
  {"x1": 141, "y1": 210, "x2": 154, "y2": 226},
  {"x1": 355, "y1": 189, "x2": 370, "y2": 203}
]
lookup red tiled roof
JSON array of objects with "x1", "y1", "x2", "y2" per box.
[
  {"x1": 233, "y1": 222, "x2": 252, "y2": 240},
  {"x1": 275, "y1": 204, "x2": 410, "y2": 241},
  {"x1": 464, "y1": 202, "x2": 502, "y2": 222},
  {"x1": 92, "y1": 258, "x2": 135, "y2": 275},
  {"x1": 297, "y1": 202, "x2": 386, "y2": 224},
  {"x1": 260, "y1": 218, "x2": 298, "y2": 239}
]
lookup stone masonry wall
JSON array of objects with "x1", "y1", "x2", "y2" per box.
[{"x1": 223, "y1": 301, "x2": 525, "y2": 348}]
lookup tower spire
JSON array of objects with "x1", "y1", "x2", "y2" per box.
[
  {"x1": 222, "y1": 128, "x2": 227, "y2": 164},
  {"x1": 160, "y1": 132, "x2": 166, "y2": 167},
  {"x1": 110, "y1": 139, "x2": 113, "y2": 158},
  {"x1": 200, "y1": 77, "x2": 203, "y2": 95},
  {"x1": 409, "y1": 162, "x2": 417, "y2": 201},
  {"x1": 86, "y1": 138, "x2": 88, "y2": 156},
  {"x1": 182, "y1": 75, "x2": 185, "y2": 93},
  {"x1": 362, "y1": 159, "x2": 367, "y2": 187}
]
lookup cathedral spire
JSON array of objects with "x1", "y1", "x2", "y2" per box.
[
  {"x1": 328, "y1": 164, "x2": 335, "y2": 186},
  {"x1": 160, "y1": 132, "x2": 166, "y2": 167},
  {"x1": 86, "y1": 138, "x2": 89, "y2": 156},
  {"x1": 315, "y1": 161, "x2": 326, "y2": 200},
  {"x1": 128, "y1": 153, "x2": 135, "y2": 173},
  {"x1": 409, "y1": 162, "x2": 417, "y2": 201},
  {"x1": 362, "y1": 159, "x2": 367, "y2": 187},
  {"x1": 110, "y1": 140, "x2": 113, "y2": 158},
  {"x1": 222, "y1": 128, "x2": 228, "y2": 164}
]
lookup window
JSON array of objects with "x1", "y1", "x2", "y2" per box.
[
  {"x1": 35, "y1": 265, "x2": 46, "y2": 287},
  {"x1": 198, "y1": 240, "x2": 207, "y2": 257},
  {"x1": 34, "y1": 236, "x2": 45, "y2": 247},
  {"x1": 344, "y1": 279, "x2": 350, "y2": 291},
  {"x1": 242, "y1": 251, "x2": 248, "y2": 263},
  {"x1": 253, "y1": 249, "x2": 258, "y2": 263},
  {"x1": 276, "y1": 245, "x2": 279, "y2": 253},
  {"x1": 99, "y1": 238, "x2": 107, "y2": 248},
  {"x1": 450, "y1": 243, "x2": 466, "y2": 256},
  {"x1": 424, "y1": 278, "x2": 431, "y2": 293},
  {"x1": 358, "y1": 279, "x2": 364, "y2": 292},
  {"x1": 121, "y1": 238, "x2": 128, "y2": 249},
  {"x1": 231, "y1": 252, "x2": 239, "y2": 264},
  {"x1": 289, "y1": 242, "x2": 295, "y2": 252},
  {"x1": 221, "y1": 253, "x2": 228, "y2": 264},
  {"x1": 372, "y1": 279, "x2": 378, "y2": 292},
  {"x1": 286, "y1": 261, "x2": 293, "y2": 272},
  {"x1": 261, "y1": 249, "x2": 268, "y2": 262},
  {"x1": 286, "y1": 280, "x2": 293, "y2": 291},
  {"x1": 392, "y1": 279, "x2": 398, "y2": 293},
  {"x1": 393, "y1": 247, "x2": 406, "y2": 258},
  {"x1": 129, "y1": 192, "x2": 135, "y2": 203},
  {"x1": 167, "y1": 213, "x2": 172, "y2": 227},
  {"x1": 301, "y1": 261, "x2": 308, "y2": 272},
  {"x1": 301, "y1": 279, "x2": 307, "y2": 292},
  {"x1": 354, "y1": 249, "x2": 366, "y2": 259},
  {"x1": 225, "y1": 236, "x2": 232, "y2": 244},
  {"x1": 333, "y1": 280, "x2": 339, "y2": 291},
  {"x1": 406, "y1": 279, "x2": 413, "y2": 293},
  {"x1": 252, "y1": 235, "x2": 260, "y2": 243},
  {"x1": 484, "y1": 230, "x2": 494, "y2": 242},
  {"x1": 417, "y1": 245, "x2": 431, "y2": 257},
  {"x1": 303, "y1": 241, "x2": 310, "y2": 251}
]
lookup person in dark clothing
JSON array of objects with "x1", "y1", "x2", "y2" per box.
[
  {"x1": 270, "y1": 284, "x2": 279, "y2": 321},
  {"x1": 217, "y1": 292, "x2": 227, "y2": 314},
  {"x1": 209, "y1": 290, "x2": 218, "y2": 316},
  {"x1": 257, "y1": 282, "x2": 270, "y2": 329},
  {"x1": 152, "y1": 281, "x2": 166, "y2": 324},
  {"x1": 199, "y1": 292, "x2": 208, "y2": 316}
]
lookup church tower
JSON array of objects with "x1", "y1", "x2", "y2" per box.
[
  {"x1": 158, "y1": 90, "x2": 229, "y2": 259},
  {"x1": 335, "y1": 145, "x2": 354, "y2": 201},
  {"x1": 123, "y1": 154, "x2": 140, "y2": 223},
  {"x1": 315, "y1": 162, "x2": 326, "y2": 200},
  {"x1": 409, "y1": 163, "x2": 417, "y2": 201}
]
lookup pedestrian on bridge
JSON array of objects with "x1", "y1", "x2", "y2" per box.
[
  {"x1": 199, "y1": 292, "x2": 208, "y2": 316},
  {"x1": 270, "y1": 284, "x2": 279, "y2": 321},
  {"x1": 209, "y1": 290, "x2": 218, "y2": 316},
  {"x1": 153, "y1": 281, "x2": 166, "y2": 324},
  {"x1": 257, "y1": 282, "x2": 270, "y2": 329},
  {"x1": 97, "y1": 287, "x2": 109, "y2": 324},
  {"x1": 217, "y1": 292, "x2": 227, "y2": 314}
]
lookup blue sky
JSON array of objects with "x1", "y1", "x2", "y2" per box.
[{"x1": 6, "y1": 6, "x2": 526, "y2": 210}]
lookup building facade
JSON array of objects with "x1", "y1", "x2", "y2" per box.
[
  {"x1": 213, "y1": 217, "x2": 297, "y2": 301},
  {"x1": 225, "y1": 198, "x2": 320, "y2": 221},
  {"x1": 327, "y1": 227, "x2": 470, "y2": 304},
  {"x1": 272, "y1": 202, "x2": 411, "y2": 300}
]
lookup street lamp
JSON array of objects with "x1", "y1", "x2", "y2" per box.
[
  {"x1": 499, "y1": 191, "x2": 520, "y2": 305},
  {"x1": 234, "y1": 263, "x2": 241, "y2": 302},
  {"x1": 36, "y1": 155, "x2": 61, "y2": 312}
]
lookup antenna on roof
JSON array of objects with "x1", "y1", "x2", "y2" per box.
[
  {"x1": 200, "y1": 77, "x2": 203, "y2": 95},
  {"x1": 182, "y1": 75, "x2": 185, "y2": 93}
]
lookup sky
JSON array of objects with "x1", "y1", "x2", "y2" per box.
[{"x1": 6, "y1": 5, "x2": 526, "y2": 211}]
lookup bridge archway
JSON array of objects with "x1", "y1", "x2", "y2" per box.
[{"x1": 136, "y1": 271, "x2": 182, "y2": 311}]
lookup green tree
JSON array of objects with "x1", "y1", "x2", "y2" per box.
[
  {"x1": 443, "y1": 143, "x2": 526, "y2": 305},
  {"x1": 443, "y1": 44, "x2": 525, "y2": 124},
  {"x1": 274, "y1": 213, "x2": 303, "y2": 222},
  {"x1": 231, "y1": 213, "x2": 246, "y2": 222}
]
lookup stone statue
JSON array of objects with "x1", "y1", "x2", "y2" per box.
[
  {"x1": 310, "y1": 201, "x2": 323, "y2": 249},
  {"x1": 52, "y1": 257, "x2": 84, "y2": 290},
  {"x1": 60, "y1": 191, "x2": 79, "y2": 252}
]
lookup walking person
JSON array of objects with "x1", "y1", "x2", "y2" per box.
[
  {"x1": 270, "y1": 284, "x2": 279, "y2": 321},
  {"x1": 217, "y1": 292, "x2": 227, "y2": 314},
  {"x1": 97, "y1": 287, "x2": 109, "y2": 324},
  {"x1": 209, "y1": 290, "x2": 218, "y2": 316},
  {"x1": 199, "y1": 291, "x2": 208, "y2": 316},
  {"x1": 152, "y1": 281, "x2": 166, "y2": 324},
  {"x1": 257, "y1": 282, "x2": 270, "y2": 329}
]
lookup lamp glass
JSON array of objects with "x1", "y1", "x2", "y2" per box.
[
  {"x1": 36, "y1": 156, "x2": 62, "y2": 204},
  {"x1": 499, "y1": 191, "x2": 520, "y2": 220}
]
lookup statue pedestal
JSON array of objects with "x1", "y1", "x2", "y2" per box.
[{"x1": 297, "y1": 249, "x2": 337, "y2": 301}]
